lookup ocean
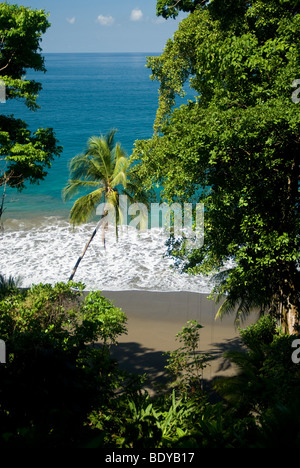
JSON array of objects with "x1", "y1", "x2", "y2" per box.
[{"x1": 0, "y1": 53, "x2": 213, "y2": 293}]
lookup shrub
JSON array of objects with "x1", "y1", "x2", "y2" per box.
[
  {"x1": 213, "y1": 315, "x2": 300, "y2": 415},
  {"x1": 164, "y1": 320, "x2": 212, "y2": 396},
  {"x1": 0, "y1": 281, "x2": 127, "y2": 447}
]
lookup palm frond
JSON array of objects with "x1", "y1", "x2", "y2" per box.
[
  {"x1": 63, "y1": 128, "x2": 148, "y2": 231},
  {"x1": 123, "y1": 183, "x2": 150, "y2": 207},
  {"x1": 69, "y1": 188, "x2": 104, "y2": 225},
  {"x1": 111, "y1": 168, "x2": 128, "y2": 189},
  {"x1": 105, "y1": 189, "x2": 120, "y2": 237},
  {"x1": 215, "y1": 295, "x2": 252, "y2": 326},
  {"x1": 62, "y1": 179, "x2": 100, "y2": 202},
  {"x1": 68, "y1": 154, "x2": 91, "y2": 179},
  {"x1": 87, "y1": 133, "x2": 117, "y2": 178},
  {"x1": 0, "y1": 274, "x2": 22, "y2": 298},
  {"x1": 114, "y1": 147, "x2": 127, "y2": 163},
  {"x1": 69, "y1": 152, "x2": 106, "y2": 182},
  {"x1": 114, "y1": 142, "x2": 127, "y2": 160},
  {"x1": 105, "y1": 128, "x2": 118, "y2": 151},
  {"x1": 85, "y1": 158, "x2": 107, "y2": 181},
  {"x1": 214, "y1": 267, "x2": 269, "y2": 326}
]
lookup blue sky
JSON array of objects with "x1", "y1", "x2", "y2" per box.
[{"x1": 11, "y1": 0, "x2": 186, "y2": 53}]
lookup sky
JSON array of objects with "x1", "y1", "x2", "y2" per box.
[{"x1": 10, "y1": 0, "x2": 187, "y2": 53}]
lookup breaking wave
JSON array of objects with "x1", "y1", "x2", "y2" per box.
[{"x1": 1, "y1": 216, "x2": 213, "y2": 293}]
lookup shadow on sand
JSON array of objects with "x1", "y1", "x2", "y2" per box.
[{"x1": 109, "y1": 335, "x2": 244, "y2": 396}]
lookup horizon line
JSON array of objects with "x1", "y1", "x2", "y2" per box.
[{"x1": 42, "y1": 51, "x2": 162, "y2": 54}]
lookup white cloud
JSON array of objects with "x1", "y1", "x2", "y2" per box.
[
  {"x1": 130, "y1": 8, "x2": 143, "y2": 21},
  {"x1": 96, "y1": 14, "x2": 115, "y2": 26},
  {"x1": 66, "y1": 17, "x2": 76, "y2": 24},
  {"x1": 152, "y1": 17, "x2": 166, "y2": 24}
]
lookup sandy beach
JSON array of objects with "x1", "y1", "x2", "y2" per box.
[{"x1": 101, "y1": 290, "x2": 257, "y2": 393}]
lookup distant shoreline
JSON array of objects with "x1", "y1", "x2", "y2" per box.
[{"x1": 42, "y1": 51, "x2": 161, "y2": 55}]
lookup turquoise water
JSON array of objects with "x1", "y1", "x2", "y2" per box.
[
  {"x1": 0, "y1": 53, "x2": 213, "y2": 292},
  {"x1": 3, "y1": 53, "x2": 161, "y2": 217}
]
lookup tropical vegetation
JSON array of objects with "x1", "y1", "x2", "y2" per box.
[
  {"x1": 1, "y1": 0, "x2": 300, "y2": 449},
  {"x1": 131, "y1": 0, "x2": 300, "y2": 335},
  {"x1": 0, "y1": 280, "x2": 300, "y2": 447},
  {"x1": 0, "y1": 3, "x2": 62, "y2": 218}
]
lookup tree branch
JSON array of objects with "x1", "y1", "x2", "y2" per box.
[{"x1": 0, "y1": 51, "x2": 16, "y2": 72}]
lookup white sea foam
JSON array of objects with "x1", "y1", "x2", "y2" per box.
[{"x1": 0, "y1": 217, "x2": 214, "y2": 293}]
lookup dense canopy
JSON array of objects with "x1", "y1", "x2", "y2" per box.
[
  {"x1": 131, "y1": 0, "x2": 300, "y2": 333},
  {"x1": 0, "y1": 3, "x2": 62, "y2": 192}
]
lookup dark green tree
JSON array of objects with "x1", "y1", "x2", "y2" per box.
[
  {"x1": 131, "y1": 0, "x2": 300, "y2": 334},
  {"x1": 156, "y1": 0, "x2": 206, "y2": 18},
  {"x1": 0, "y1": 3, "x2": 62, "y2": 203}
]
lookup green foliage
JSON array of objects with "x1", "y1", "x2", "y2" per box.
[
  {"x1": 213, "y1": 315, "x2": 300, "y2": 416},
  {"x1": 0, "y1": 116, "x2": 62, "y2": 189},
  {"x1": 79, "y1": 290, "x2": 127, "y2": 346},
  {"x1": 89, "y1": 389, "x2": 210, "y2": 448},
  {"x1": 253, "y1": 400, "x2": 300, "y2": 448},
  {"x1": 0, "y1": 281, "x2": 128, "y2": 447},
  {"x1": 85, "y1": 313, "x2": 300, "y2": 448},
  {"x1": 0, "y1": 281, "x2": 127, "y2": 350},
  {"x1": 2, "y1": 1, "x2": 300, "y2": 446},
  {"x1": 164, "y1": 320, "x2": 211, "y2": 395},
  {"x1": 1, "y1": 285, "x2": 300, "y2": 447},
  {"x1": 0, "y1": 273, "x2": 21, "y2": 299},
  {"x1": 156, "y1": 0, "x2": 207, "y2": 19},
  {"x1": 132, "y1": 0, "x2": 300, "y2": 331},
  {"x1": 63, "y1": 129, "x2": 134, "y2": 226},
  {"x1": 0, "y1": 3, "x2": 49, "y2": 109},
  {"x1": 0, "y1": 3, "x2": 62, "y2": 191}
]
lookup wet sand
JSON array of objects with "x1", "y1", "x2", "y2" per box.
[{"x1": 101, "y1": 290, "x2": 257, "y2": 393}]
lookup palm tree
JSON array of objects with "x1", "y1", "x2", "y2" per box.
[
  {"x1": 0, "y1": 273, "x2": 22, "y2": 299},
  {"x1": 62, "y1": 129, "x2": 138, "y2": 281}
]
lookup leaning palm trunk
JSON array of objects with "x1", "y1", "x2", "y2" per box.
[
  {"x1": 68, "y1": 217, "x2": 109, "y2": 282},
  {"x1": 69, "y1": 225, "x2": 97, "y2": 282}
]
